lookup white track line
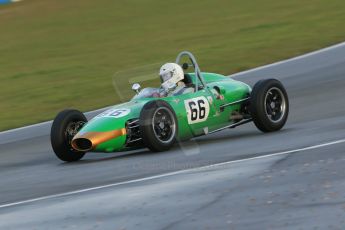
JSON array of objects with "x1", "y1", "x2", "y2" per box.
[
  {"x1": 0, "y1": 107, "x2": 110, "y2": 135},
  {"x1": 1, "y1": 41, "x2": 345, "y2": 135},
  {"x1": 230, "y1": 41, "x2": 345, "y2": 77},
  {"x1": 1, "y1": 138, "x2": 345, "y2": 209}
]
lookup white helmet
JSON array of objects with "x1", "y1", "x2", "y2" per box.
[{"x1": 159, "y1": 63, "x2": 184, "y2": 90}]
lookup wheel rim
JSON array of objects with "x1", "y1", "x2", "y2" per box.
[
  {"x1": 264, "y1": 87, "x2": 287, "y2": 123},
  {"x1": 152, "y1": 107, "x2": 176, "y2": 144},
  {"x1": 65, "y1": 121, "x2": 85, "y2": 151}
]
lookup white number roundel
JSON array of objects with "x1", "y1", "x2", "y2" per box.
[
  {"x1": 184, "y1": 97, "x2": 210, "y2": 124},
  {"x1": 95, "y1": 108, "x2": 131, "y2": 119}
]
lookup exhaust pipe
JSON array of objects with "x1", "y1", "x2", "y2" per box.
[{"x1": 71, "y1": 128, "x2": 126, "y2": 152}]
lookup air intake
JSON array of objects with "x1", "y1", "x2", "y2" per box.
[{"x1": 72, "y1": 138, "x2": 93, "y2": 151}]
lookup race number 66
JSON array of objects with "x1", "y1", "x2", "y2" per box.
[{"x1": 184, "y1": 97, "x2": 210, "y2": 124}]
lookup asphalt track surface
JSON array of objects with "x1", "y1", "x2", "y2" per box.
[{"x1": 1, "y1": 43, "x2": 345, "y2": 229}]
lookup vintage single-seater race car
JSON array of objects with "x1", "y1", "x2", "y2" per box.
[{"x1": 51, "y1": 51, "x2": 289, "y2": 162}]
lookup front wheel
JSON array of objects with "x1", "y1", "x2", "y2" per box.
[
  {"x1": 51, "y1": 109, "x2": 87, "y2": 162},
  {"x1": 250, "y1": 79, "x2": 289, "y2": 132},
  {"x1": 139, "y1": 100, "x2": 178, "y2": 152}
]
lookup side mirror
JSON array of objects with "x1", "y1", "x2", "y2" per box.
[
  {"x1": 182, "y1": 63, "x2": 189, "y2": 70},
  {"x1": 132, "y1": 83, "x2": 141, "y2": 94}
]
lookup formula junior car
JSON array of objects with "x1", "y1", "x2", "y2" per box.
[{"x1": 51, "y1": 51, "x2": 289, "y2": 162}]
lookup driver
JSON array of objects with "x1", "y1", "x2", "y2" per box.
[{"x1": 159, "y1": 63, "x2": 193, "y2": 97}]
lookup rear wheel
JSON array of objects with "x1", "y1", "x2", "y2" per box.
[
  {"x1": 51, "y1": 109, "x2": 87, "y2": 162},
  {"x1": 250, "y1": 79, "x2": 289, "y2": 132},
  {"x1": 139, "y1": 100, "x2": 177, "y2": 152}
]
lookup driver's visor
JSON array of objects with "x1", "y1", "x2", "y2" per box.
[{"x1": 160, "y1": 71, "x2": 173, "y2": 82}]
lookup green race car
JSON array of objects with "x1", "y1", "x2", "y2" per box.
[{"x1": 51, "y1": 51, "x2": 289, "y2": 162}]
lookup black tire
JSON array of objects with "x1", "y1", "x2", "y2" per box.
[
  {"x1": 51, "y1": 109, "x2": 87, "y2": 162},
  {"x1": 139, "y1": 100, "x2": 178, "y2": 152},
  {"x1": 250, "y1": 79, "x2": 289, "y2": 132}
]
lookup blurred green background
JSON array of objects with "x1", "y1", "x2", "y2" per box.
[{"x1": 1, "y1": 0, "x2": 345, "y2": 131}]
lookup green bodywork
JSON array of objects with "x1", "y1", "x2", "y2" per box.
[{"x1": 77, "y1": 72, "x2": 251, "y2": 152}]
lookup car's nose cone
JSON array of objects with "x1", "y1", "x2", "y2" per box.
[{"x1": 71, "y1": 128, "x2": 126, "y2": 151}]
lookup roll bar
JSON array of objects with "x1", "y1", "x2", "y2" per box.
[{"x1": 175, "y1": 51, "x2": 207, "y2": 92}]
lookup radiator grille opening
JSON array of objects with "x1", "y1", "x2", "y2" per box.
[{"x1": 72, "y1": 138, "x2": 92, "y2": 151}]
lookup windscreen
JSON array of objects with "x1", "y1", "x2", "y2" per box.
[{"x1": 112, "y1": 63, "x2": 162, "y2": 102}]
